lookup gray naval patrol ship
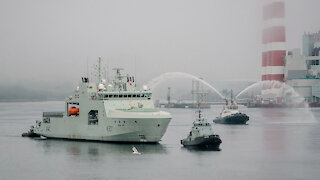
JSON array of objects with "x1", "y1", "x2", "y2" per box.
[{"x1": 23, "y1": 68, "x2": 172, "y2": 143}]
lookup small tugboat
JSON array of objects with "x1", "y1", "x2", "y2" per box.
[
  {"x1": 21, "y1": 126, "x2": 39, "y2": 137},
  {"x1": 213, "y1": 90, "x2": 249, "y2": 125},
  {"x1": 181, "y1": 107, "x2": 222, "y2": 149}
]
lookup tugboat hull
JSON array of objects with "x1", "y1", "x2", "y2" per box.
[
  {"x1": 213, "y1": 113, "x2": 249, "y2": 124},
  {"x1": 21, "y1": 132, "x2": 40, "y2": 138},
  {"x1": 181, "y1": 135, "x2": 221, "y2": 148}
]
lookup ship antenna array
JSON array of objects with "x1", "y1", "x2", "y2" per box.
[
  {"x1": 86, "y1": 56, "x2": 89, "y2": 79},
  {"x1": 89, "y1": 57, "x2": 108, "y2": 83},
  {"x1": 98, "y1": 57, "x2": 102, "y2": 83},
  {"x1": 106, "y1": 58, "x2": 110, "y2": 84},
  {"x1": 198, "y1": 104, "x2": 201, "y2": 119}
]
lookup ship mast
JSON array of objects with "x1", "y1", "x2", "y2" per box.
[
  {"x1": 197, "y1": 101, "x2": 202, "y2": 120},
  {"x1": 112, "y1": 68, "x2": 124, "y2": 90},
  {"x1": 98, "y1": 57, "x2": 102, "y2": 83},
  {"x1": 230, "y1": 89, "x2": 234, "y2": 104},
  {"x1": 106, "y1": 58, "x2": 110, "y2": 84},
  {"x1": 86, "y1": 56, "x2": 89, "y2": 79}
]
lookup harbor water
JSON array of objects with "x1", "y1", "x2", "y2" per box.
[{"x1": 0, "y1": 101, "x2": 320, "y2": 180}]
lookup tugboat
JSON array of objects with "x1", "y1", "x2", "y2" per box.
[
  {"x1": 22, "y1": 58, "x2": 172, "y2": 143},
  {"x1": 181, "y1": 107, "x2": 222, "y2": 149},
  {"x1": 21, "y1": 126, "x2": 39, "y2": 137},
  {"x1": 213, "y1": 90, "x2": 249, "y2": 124}
]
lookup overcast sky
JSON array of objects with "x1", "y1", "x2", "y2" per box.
[{"x1": 1, "y1": 0, "x2": 320, "y2": 87}]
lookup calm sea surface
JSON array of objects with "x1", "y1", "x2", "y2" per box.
[{"x1": 0, "y1": 101, "x2": 320, "y2": 180}]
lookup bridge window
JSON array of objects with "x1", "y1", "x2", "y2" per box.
[
  {"x1": 147, "y1": 94, "x2": 151, "y2": 99},
  {"x1": 311, "y1": 60, "x2": 320, "y2": 65},
  {"x1": 88, "y1": 110, "x2": 98, "y2": 125},
  {"x1": 124, "y1": 94, "x2": 127, "y2": 98},
  {"x1": 43, "y1": 117, "x2": 50, "y2": 123}
]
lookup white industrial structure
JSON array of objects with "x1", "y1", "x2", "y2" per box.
[{"x1": 285, "y1": 32, "x2": 320, "y2": 106}]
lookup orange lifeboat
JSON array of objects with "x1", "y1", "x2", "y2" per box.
[{"x1": 69, "y1": 107, "x2": 79, "y2": 115}]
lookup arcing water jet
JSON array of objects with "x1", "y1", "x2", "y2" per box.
[{"x1": 146, "y1": 72, "x2": 225, "y2": 99}]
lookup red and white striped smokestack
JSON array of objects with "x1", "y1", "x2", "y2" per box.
[
  {"x1": 261, "y1": 0, "x2": 286, "y2": 82},
  {"x1": 261, "y1": 0, "x2": 286, "y2": 96}
]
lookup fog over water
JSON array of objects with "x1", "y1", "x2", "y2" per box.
[{"x1": 1, "y1": 0, "x2": 320, "y2": 100}]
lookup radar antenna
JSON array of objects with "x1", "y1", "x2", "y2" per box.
[{"x1": 112, "y1": 68, "x2": 124, "y2": 75}]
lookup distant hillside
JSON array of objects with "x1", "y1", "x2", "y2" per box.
[{"x1": 0, "y1": 80, "x2": 257, "y2": 102}]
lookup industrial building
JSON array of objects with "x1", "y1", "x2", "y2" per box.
[
  {"x1": 285, "y1": 32, "x2": 320, "y2": 106},
  {"x1": 249, "y1": 0, "x2": 320, "y2": 107}
]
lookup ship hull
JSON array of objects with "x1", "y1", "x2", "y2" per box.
[
  {"x1": 181, "y1": 135, "x2": 221, "y2": 148},
  {"x1": 34, "y1": 116, "x2": 171, "y2": 143},
  {"x1": 213, "y1": 113, "x2": 249, "y2": 124},
  {"x1": 22, "y1": 132, "x2": 40, "y2": 138}
]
